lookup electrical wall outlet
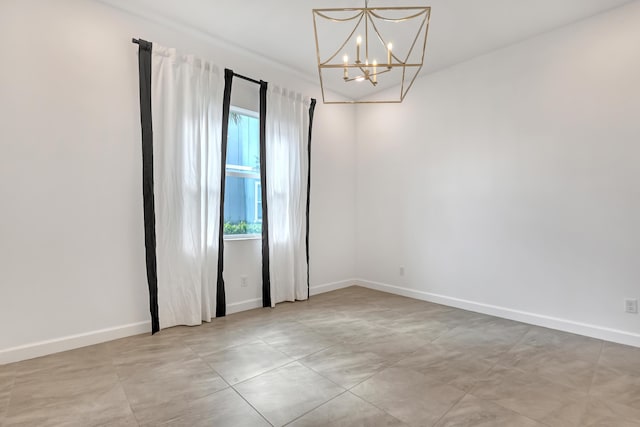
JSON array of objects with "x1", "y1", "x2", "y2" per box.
[
  {"x1": 399, "y1": 266, "x2": 405, "y2": 276},
  {"x1": 625, "y1": 299, "x2": 638, "y2": 314},
  {"x1": 240, "y1": 276, "x2": 248, "y2": 288}
]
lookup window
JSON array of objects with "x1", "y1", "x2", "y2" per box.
[
  {"x1": 254, "y1": 181, "x2": 262, "y2": 223},
  {"x1": 224, "y1": 107, "x2": 262, "y2": 238}
]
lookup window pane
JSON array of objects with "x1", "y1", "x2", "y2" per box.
[
  {"x1": 224, "y1": 109, "x2": 262, "y2": 236},
  {"x1": 227, "y1": 111, "x2": 260, "y2": 172},
  {"x1": 255, "y1": 182, "x2": 262, "y2": 222}
]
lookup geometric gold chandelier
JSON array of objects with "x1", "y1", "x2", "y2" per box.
[{"x1": 313, "y1": 1, "x2": 431, "y2": 104}]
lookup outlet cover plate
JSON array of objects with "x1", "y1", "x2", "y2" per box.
[{"x1": 625, "y1": 299, "x2": 638, "y2": 314}]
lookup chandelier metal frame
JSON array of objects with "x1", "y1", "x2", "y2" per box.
[{"x1": 312, "y1": 3, "x2": 431, "y2": 104}]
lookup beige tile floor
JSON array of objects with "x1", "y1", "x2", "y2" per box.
[{"x1": 1, "y1": 286, "x2": 639, "y2": 426}]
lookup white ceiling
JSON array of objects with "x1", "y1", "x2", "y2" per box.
[{"x1": 102, "y1": 0, "x2": 633, "y2": 100}]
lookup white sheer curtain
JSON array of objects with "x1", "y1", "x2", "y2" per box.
[
  {"x1": 265, "y1": 86, "x2": 310, "y2": 306},
  {"x1": 151, "y1": 45, "x2": 224, "y2": 328}
]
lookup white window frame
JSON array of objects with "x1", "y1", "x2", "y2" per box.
[
  {"x1": 254, "y1": 181, "x2": 263, "y2": 224},
  {"x1": 224, "y1": 106, "x2": 262, "y2": 241}
]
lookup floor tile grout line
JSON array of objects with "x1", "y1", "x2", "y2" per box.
[
  {"x1": 220, "y1": 342, "x2": 371, "y2": 425},
  {"x1": 143, "y1": 385, "x2": 259, "y2": 427},
  {"x1": 436, "y1": 325, "x2": 536, "y2": 424},
  {"x1": 384, "y1": 342, "x2": 433, "y2": 370},
  {"x1": 292, "y1": 338, "x2": 431, "y2": 392},
  {"x1": 193, "y1": 317, "x2": 341, "y2": 384},
  {"x1": 488, "y1": 327, "x2": 605, "y2": 402},
  {"x1": 228, "y1": 385, "x2": 275, "y2": 427},
  {"x1": 346, "y1": 389, "x2": 410, "y2": 426},
  {"x1": 585, "y1": 339, "x2": 605, "y2": 411},
  {"x1": 196, "y1": 346, "x2": 284, "y2": 389},
  {"x1": 196, "y1": 351, "x2": 233, "y2": 389},
  {"x1": 0, "y1": 371, "x2": 17, "y2": 423},
  {"x1": 462, "y1": 327, "x2": 592, "y2": 427},
  {"x1": 431, "y1": 390, "x2": 469, "y2": 427},
  {"x1": 295, "y1": 357, "x2": 356, "y2": 390},
  {"x1": 225, "y1": 357, "x2": 293, "y2": 387},
  {"x1": 483, "y1": 324, "x2": 534, "y2": 374},
  {"x1": 288, "y1": 343, "x2": 340, "y2": 363},
  {"x1": 347, "y1": 385, "x2": 418, "y2": 425},
  {"x1": 280, "y1": 389, "x2": 351, "y2": 427},
  {"x1": 219, "y1": 339, "x2": 329, "y2": 387},
  {"x1": 116, "y1": 375, "x2": 143, "y2": 426},
  {"x1": 184, "y1": 335, "x2": 270, "y2": 359},
  {"x1": 589, "y1": 340, "x2": 605, "y2": 389},
  {"x1": 117, "y1": 338, "x2": 234, "y2": 426},
  {"x1": 107, "y1": 349, "x2": 143, "y2": 427},
  {"x1": 469, "y1": 382, "x2": 581, "y2": 427},
  {"x1": 276, "y1": 385, "x2": 412, "y2": 427},
  {"x1": 464, "y1": 391, "x2": 555, "y2": 427}
]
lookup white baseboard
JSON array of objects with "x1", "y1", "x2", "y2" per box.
[
  {"x1": 356, "y1": 278, "x2": 640, "y2": 348},
  {"x1": 309, "y1": 279, "x2": 357, "y2": 296},
  {"x1": 227, "y1": 298, "x2": 263, "y2": 314},
  {"x1": 0, "y1": 279, "x2": 360, "y2": 365},
  {"x1": 0, "y1": 321, "x2": 151, "y2": 365},
  {"x1": 227, "y1": 279, "x2": 357, "y2": 313}
]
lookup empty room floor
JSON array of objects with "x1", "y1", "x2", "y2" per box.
[{"x1": 1, "y1": 286, "x2": 639, "y2": 426}]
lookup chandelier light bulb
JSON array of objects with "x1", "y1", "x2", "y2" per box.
[
  {"x1": 343, "y1": 54, "x2": 349, "y2": 80},
  {"x1": 372, "y1": 60, "x2": 377, "y2": 84}
]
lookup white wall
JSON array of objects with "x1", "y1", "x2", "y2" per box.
[
  {"x1": 3, "y1": 0, "x2": 637, "y2": 362},
  {"x1": 0, "y1": 0, "x2": 357, "y2": 361},
  {"x1": 356, "y1": 1, "x2": 640, "y2": 345}
]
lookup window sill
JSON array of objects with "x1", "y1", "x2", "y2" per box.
[{"x1": 223, "y1": 235, "x2": 262, "y2": 242}]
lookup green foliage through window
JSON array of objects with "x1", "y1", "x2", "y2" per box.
[{"x1": 224, "y1": 221, "x2": 262, "y2": 235}]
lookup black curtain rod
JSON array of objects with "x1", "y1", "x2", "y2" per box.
[{"x1": 232, "y1": 72, "x2": 262, "y2": 86}]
